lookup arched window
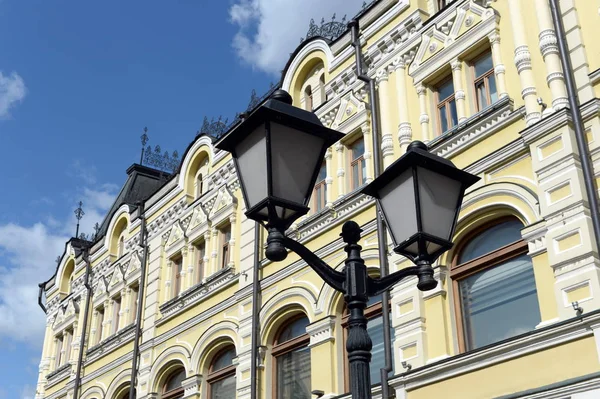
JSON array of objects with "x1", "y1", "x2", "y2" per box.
[
  {"x1": 312, "y1": 161, "x2": 327, "y2": 212},
  {"x1": 118, "y1": 234, "x2": 125, "y2": 258},
  {"x1": 341, "y1": 293, "x2": 393, "y2": 390},
  {"x1": 273, "y1": 315, "x2": 311, "y2": 399},
  {"x1": 207, "y1": 346, "x2": 236, "y2": 398},
  {"x1": 60, "y1": 260, "x2": 75, "y2": 295},
  {"x1": 196, "y1": 173, "x2": 204, "y2": 198},
  {"x1": 162, "y1": 368, "x2": 185, "y2": 399},
  {"x1": 304, "y1": 85, "x2": 313, "y2": 111},
  {"x1": 451, "y1": 218, "x2": 540, "y2": 351}
]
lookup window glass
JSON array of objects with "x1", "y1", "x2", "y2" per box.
[
  {"x1": 438, "y1": 79, "x2": 454, "y2": 101},
  {"x1": 164, "y1": 368, "x2": 186, "y2": 392},
  {"x1": 212, "y1": 348, "x2": 235, "y2": 371},
  {"x1": 459, "y1": 220, "x2": 523, "y2": 263},
  {"x1": 474, "y1": 53, "x2": 494, "y2": 77},
  {"x1": 459, "y1": 254, "x2": 540, "y2": 349},
  {"x1": 367, "y1": 315, "x2": 394, "y2": 385},
  {"x1": 278, "y1": 316, "x2": 309, "y2": 343},
  {"x1": 277, "y1": 346, "x2": 311, "y2": 398},
  {"x1": 210, "y1": 376, "x2": 236, "y2": 399}
]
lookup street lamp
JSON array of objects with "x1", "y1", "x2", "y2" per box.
[{"x1": 216, "y1": 89, "x2": 479, "y2": 399}]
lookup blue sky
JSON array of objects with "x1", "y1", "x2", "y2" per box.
[{"x1": 0, "y1": 0, "x2": 365, "y2": 397}]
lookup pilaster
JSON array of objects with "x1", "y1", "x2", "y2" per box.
[
  {"x1": 180, "y1": 245, "x2": 189, "y2": 292},
  {"x1": 393, "y1": 57, "x2": 412, "y2": 153},
  {"x1": 416, "y1": 84, "x2": 431, "y2": 142},
  {"x1": 488, "y1": 30, "x2": 508, "y2": 99},
  {"x1": 335, "y1": 142, "x2": 346, "y2": 198},
  {"x1": 361, "y1": 121, "x2": 374, "y2": 183},
  {"x1": 182, "y1": 374, "x2": 202, "y2": 399},
  {"x1": 325, "y1": 147, "x2": 334, "y2": 207},
  {"x1": 508, "y1": 0, "x2": 541, "y2": 125},
  {"x1": 535, "y1": 0, "x2": 568, "y2": 111},
  {"x1": 307, "y1": 316, "x2": 337, "y2": 396},
  {"x1": 211, "y1": 228, "x2": 219, "y2": 276},
  {"x1": 377, "y1": 68, "x2": 395, "y2": 169},
  {"x1": 451, "y1": 59, "x2": 467, "y2": 123},
  {"x1": 228, "y1": 214, "x2": 237, "y2": 269},
  {"x1": 187, "y1": 245, "x2": 195, "y2": 288}
]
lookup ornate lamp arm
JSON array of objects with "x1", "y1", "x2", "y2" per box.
[
  {"x1": 282, "y1": 236, "x2": 345, "y2": 292},
  {"x1": 367, "y1": 266, "x2": 419, "y2": 297}
]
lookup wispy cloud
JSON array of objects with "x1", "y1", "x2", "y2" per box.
[
  {"x1": 0, "y1": 71, "x2": 26, "y2": 119},
  {"x1": 0, "y1": 165, "x2": 118, "y2": 347},
  {"x1": 228, "y1": 0, "x2": 364, "y2": 75}
]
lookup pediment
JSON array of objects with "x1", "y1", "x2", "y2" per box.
[
  {"x1": 166, "y1": 222, "x2": 185, "y2": 248},
  {"x1": 331, "y1": 91, "x2": 366, "y2": 130},
  {"x1": 209, "y1": 186, "x2": 237, "y2": 217},
  {"x1": 189, "y1": 205, "x2": 209, "y2": 231}
]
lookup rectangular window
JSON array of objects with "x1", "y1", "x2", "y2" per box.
[
  {"x1": 130, "y1": 286, "x2": 139, "y2": 325},
  {"x1": 63, "y1": 329, "x2": 72, "y2": 365},
  {"x1": 195, "y1": 241, "x2": 206, "y2": 284},
  {"x1": 96, "y1": 306, "x2": 105, "y2": 344},
  {"x1": 112, "y1": 296, "x2": 121, "y2": 334},
  {"x1": 313, "y1": 161, "x2": 327, "y2": 212},
  {"x1": 55, "y1": 335, "x2": 63, "y2": 369},
  {"x1": 220, "y1": 225, "x2": 231, "y2": 269},
  {"x1": 172, "y1": 256, "x2": 183, "y2": 297},
  {"x1": 349, "y1": 137, "x2": 366, "y2": 190},
  {"x1": 436, "y1": 78, "x2": 458, "y2": 134},
  {"x1": 472, "y1": 51, "x2": 498, "y2": 111}
]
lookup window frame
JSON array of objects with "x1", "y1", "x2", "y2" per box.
[
  {"x1": 312, "y1": 161, "x2": 327, "y2": 213},
  {"x1": 470, "y1": 51, "x2": 496, "y2": 112},
  {"x1": 194, "y1": 240, "x2": 206, "y2": 284},
  {"x1": 219, "y1": 224, "x2": 231, "y2": 270},
  {"x1": 450, "y1": 217, "x2": 529, "y2": 353},
  {"x1": 207, "y1": 346, "x2": 237, "y2": 399},
  {"x1": 172, "y1": 255, "x2": 184, "y2": 298},
  {"x1": 435, "y1": 76, "x2": 457, "y2": 134},
  {"x1": 95, "y1": 306, "x2": 105, "y2": 345},
  {"x1": 348, "y1": 136, "x2": 366, "y2": 191},
  {"x1": 271, "y1": 314, "x2": 311, "y2": 399},
  {"x1": 112, "y1": 295, "x2": 121, "y2": 335},
  {"x1": 305, "y1": 85, "x2": 313, "y2": 111}
]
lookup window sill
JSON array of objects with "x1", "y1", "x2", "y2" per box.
[
  {"x1": 428, "y1": 97, "x2": 523, "y2": 159},
  {"x1": 85, "y1": 323, "x2": 136, "y2": 363},
  {"x1": 157, "y1": 267, "x2": 237, "y2": 323},
  {"x1": 45, "y1": 363, "x2": 71, "y2": 387}
]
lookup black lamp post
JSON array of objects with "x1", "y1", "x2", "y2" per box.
[{"x1": 216, "y1": 89, "x2": 479, "y2": 399}]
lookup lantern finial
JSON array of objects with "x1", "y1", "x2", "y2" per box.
[
  {"x1": 407, "y1": 140, "x2": 428, "y2": 152},
  {"x1": 271, "y1": 89, "x2": 293, "y2": 105}
]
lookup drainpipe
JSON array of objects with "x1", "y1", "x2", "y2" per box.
[
  {"x1": 548, "y1": 0, "x2": 600, "y2": 250},
  {"x1": 73, "y1": 248, "x2": 92, "y2": 399},
  {"x1": 349, "y1": 19, "x2": 393, "y2": 398},
  {"x1": 250, "y1": 222, "x2": 262, "y2": 399},
  {"x1": 129, "y1": 202, "x2": 149, "y2": 399}
]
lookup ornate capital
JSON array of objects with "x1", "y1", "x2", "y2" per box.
[
  {"x1": 393, "y1": 56, "x2": 406, "y2": 70},
  {"x1": 419, "y1": 114, "x2": 430, "y2": 124},
  {"x1": 416, "y1": 84, "x2": 426, "y2": 96},
  {"x1": 451, "y1": 59, "x2": 462, "y2": 71},
  {"x1": 494, "y1": 63, "x2": 506, "y2": 75},
  {"x1": 398, "y1": 122, "x2": 413, "y2": 145},
  {"x1": 455, "y1": 90, "x2": 466, "y2": 100},
  {"x1": 488, "y1": 30, "x2": 501, "y2": 45},
  {"x1": 376, "y1": 69, "x2": 389, "y2": 83}
]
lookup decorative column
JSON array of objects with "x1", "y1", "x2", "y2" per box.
[
  {"x1": 164, "y1": 260, "x2": 173, "y2": 302},
  {"x1": 416, "y1": 84, "x2": 431, "y2": 142},
  {"x1": 123, "y1": 287, "x2": 132, "y2": 326},
  {"x1": 488, "y1": 30, "x2": 509, "y2": 98},
  {"x1": 49, "y1": 336, "x2": 58, "y2": 372},
  {"x1": 229, "y1": 215, "x2": 237, "y2": 269},
  {"x1": 325, "y1": 147, "x2": 334, "y2": 207},
  {"x1": 67, "y1": 327, "x2": 75, "y2": 364},
  {"x1": 307, "y1": 317, "x2": 337, "y2": 395},
  {"x1": 451, "y1": 59, "x2": 467, "y2": 123},
  {"x1": 377, "y1": 68, "x2": 395, "y2": 168},
  {"x1": 393, "y1": 57, "x2": 412, "y2": 153},
  {"x1": 335, "y1": 142, "x2": 345, "y2": 198},
  {"x1": 180, "y1": 246, "x2": 189, "y2": 292},
  {"x1": 534, "y1": 0, "x2": 568, "y2": 110},
  {"x1": 58, "y1": 331, "x2": 67, "y2": 368},
  {"x1": 210, "y1": 228, "x2": 219, "y2": 275},
  {"x1": 187, "y1": 245, "x2": 195, "y2": 288},
  {"x1": 508, "y1": 0, "x2": 541, "y2": 125},
  {"x1": 361, "y1": 121, "x2": 374, "y2": 183}
]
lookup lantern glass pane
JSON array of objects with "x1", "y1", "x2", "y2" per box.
[
  {"x1": 378, "y1": 168, "x2": 417, "y2": 246},
  {"x1": 404, "y1": 241, "x2": 419, "y2": 256},
  {"x1": 270, "y1": 122, "x2": 326, "y2": 205},
  {"x1": 417, "y1": 167, "x2": 462, "y2": 242},
  {"x1": 426, "y1": 242, "x2": 442, "y2": 256},
  {"x1": 236, "y1": 124, "x2": 268, "y2": 210}
]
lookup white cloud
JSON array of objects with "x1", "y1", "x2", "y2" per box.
[
  {"x1": 0, "y1": 181, "x2": 118, "y2": 347},
  {"x1": 0, "y1": 71, "x2": 26, "y2": 119},
  {"x1": 20, "y1": 385, "x2": 34, "y2": 399},
  {"x1": 229, "y1": 0, "x2": 365, "y2": 75}
]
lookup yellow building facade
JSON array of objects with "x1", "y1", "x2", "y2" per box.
[{"x1": 36, "y1": 0, "x2": 600, "y2": 398}]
